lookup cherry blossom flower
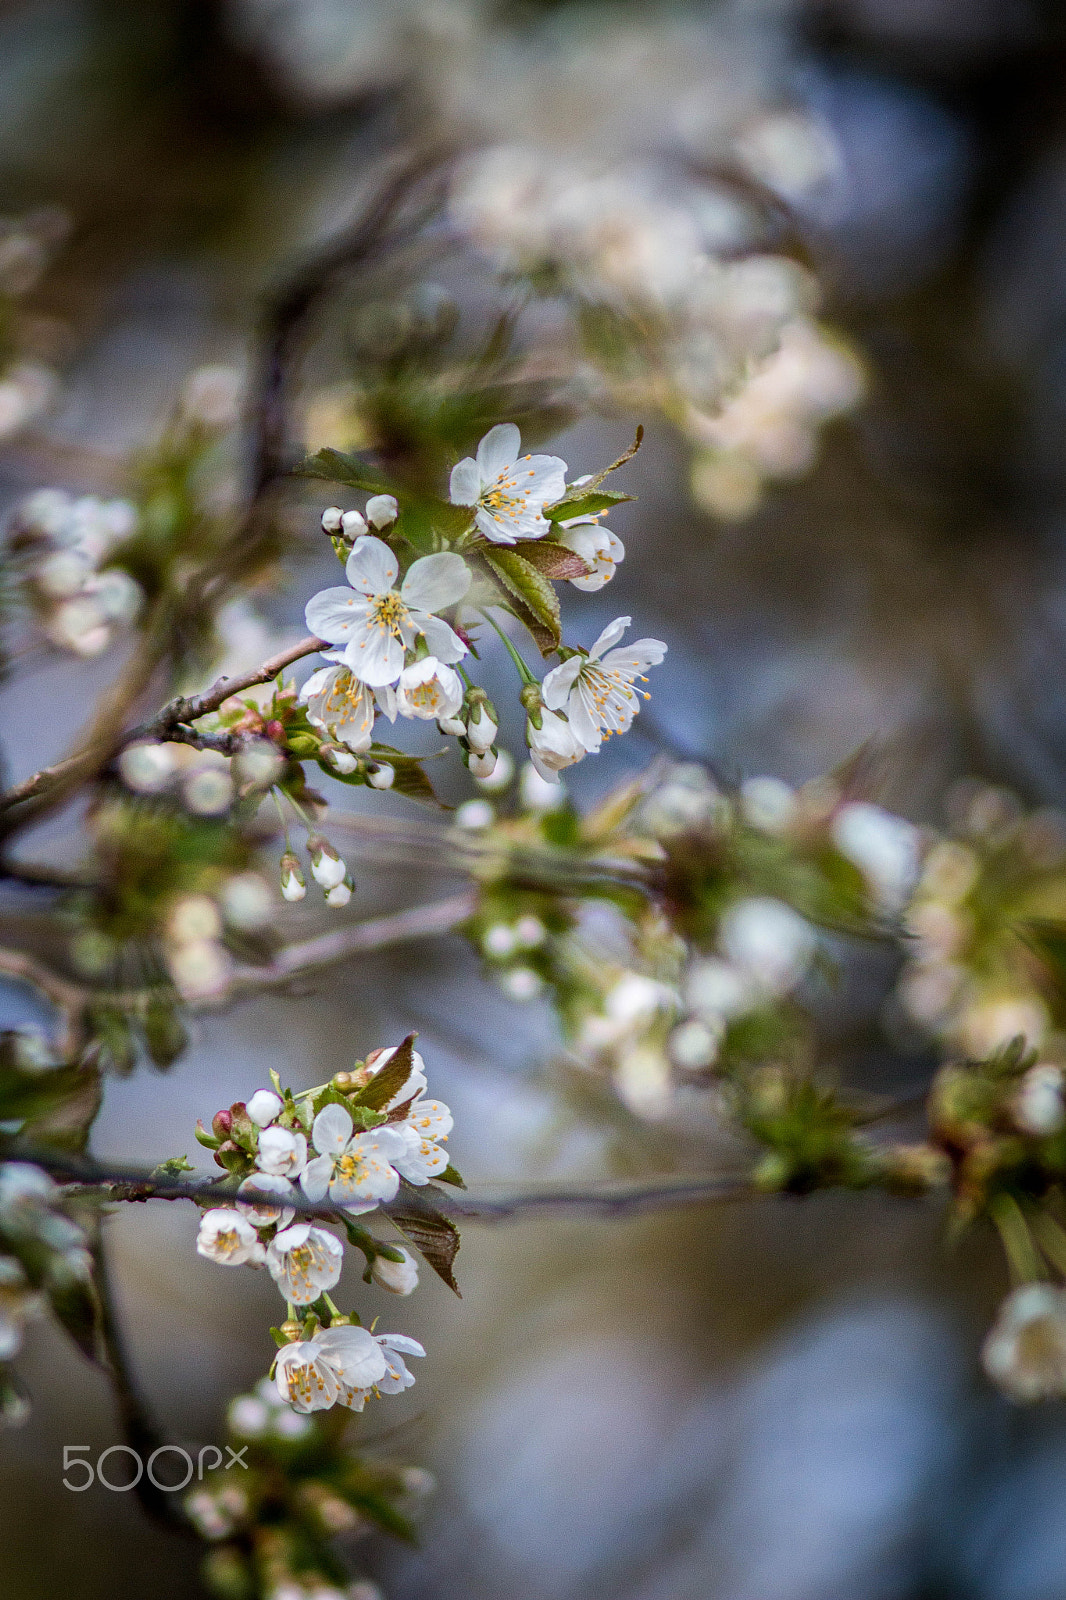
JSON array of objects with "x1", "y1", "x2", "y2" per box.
[
  {"x1": 300, "y1": 651, "x2": 395, "y2": 752},
  {"x1": 396, "y1": 657, "x2": 464, "y2": 722},
  {"x1": 274, "y1": 1323, "x2": 388, "y2": 1412},
  {"x1": 339, "y1": 1331, "x2": 426, "y2": 1412},
  {"x1": 526, "y1": 706, "x2": 586, "y2": 783},
  {"x1": 557, "y1": 516, "x2": 625, "y2": 590},
  {"x1": 305, "y1": 536, "x2": 469, "y2": 687},
  {"x1": 541, "y1": 618, "x2": 667, "y2": 752},
  {"x1": 196, "y1": 1208, "x2": 266, "y2": 1267},
  {"x1": 448, "y1": 423, "x2": 566, "y2": 544},
  {"x1": 256, "y1": 1125, "x2": 308, "y2": 1180},
  {"x1": 299, "y1": 1104, "x2": 408, "y2": 1214},
  {"x1": 237, "y1": 1172, "x2": 297, "y2": 1230},
  {"x1": 391, "y1": 1100, "x2": 453, "y2": 1185},
  {"x1": 266, "y1": 1223, "x2": 344, "y2": 1304},
  {"x1": 983, "y1": 1284, "x2": 1066, "y2": 1400}
]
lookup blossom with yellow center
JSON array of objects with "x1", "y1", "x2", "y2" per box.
[
  {"x1": 541, "y1": 616, "x2": 667, "y2": 754},
  {"x1": 449, "y1": 423, "x2": 567, "y2": 544}
]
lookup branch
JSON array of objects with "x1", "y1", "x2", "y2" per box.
[
  {"x1": 14, "y1": 1145, "x2": 759, "y2": 1220},
  {"x1": 123, "y1": 634, "x2": 325, "y2": 746}
]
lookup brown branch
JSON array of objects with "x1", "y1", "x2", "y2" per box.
[{"x1": 124, "y1": 633, "x2": 325, "y2": 743}]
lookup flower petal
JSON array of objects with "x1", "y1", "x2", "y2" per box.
[
  {"x1": 473, "y1": 506, "x2": 517, "y2": 544},
  {"x1": 449, "y1": 456, "x2": 481, "y2": 506},
  {"x1": 299, "y1": 1154, "x2": 333, "y2": 1202},
  {"x1": 315, "y1": 1324, "x2": 388, "y2": 1387},
  {"x1": 312, "y1": 1102, "x2": 354, "y2": 1157},
  {"x1": 378, "y1": 1332, "x2": 426, "y2": 1357},
  {"x1": 342, "y1": 625, "x2": 405, "y2": 687},
  {"x1": 601, "y1": 639, "x2": 668, "y2": 671},
  {"x1": 401, "y1": 552, "x2": 471, "y2": 614},
  {"x1": 541, "y1": 655, "x2": 583, "y2": 710},
  {"x1": 588, "y1": 616, "x2": 631, "y2": 660},
  {"x1": 568, "y1": 685, "x2": 602, "y2": 752},
  {"x1": 345, "y1": 536, "x2": 398, "y2": 597},
  {"x1": 475, "y1": 423, "x2": 521, "y2": 480},
  {"x1": 305, "y1": 588, "x2": 371, "y2": 643},
  {"x1": 418, "y1": 614, "x2": 468, "y2": 664}
]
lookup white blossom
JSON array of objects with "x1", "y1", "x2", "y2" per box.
[
  {"x1": 305, "y1": 536, "x2": 470, "y2": 686},
  {"x1": 266, "y1": 1224, "x2": 344, "y2": 1304},
  {"x1": 542, "y1": 618, "x2": 667, "y2": 752},
  {"x1": 557, "y1": 516, "x2": 625, "y2": 590},
  {"x1": 396, "y1": 657, "x2": 464, "y2": 721},
  {"x1": 720, "y1": 897, "x2": 815, "y2": 995},
  {"x1": 448, "y1": 423, "x2": 566, "y2": 544},
  {"x1": 299, "y1": 1104, "x2": 407, "y2": 1214},
  {"x1": 831, "y1": 802, "x2": 920, "y2": 913},
  {"x1": 371, "y1": 1247, "x2": 419, "y2": 1295},
  {"x1": 196, "y1": 1209, "x2": 266, "y2": 1267},
  {"x1": 117, "y1": 741, "x2": 177, "y2": 794},
  {"x1": 982, "y1": 1284, "x2": 1066, "y2": 1401},
  {"x1": 391, "y1": 1100, "x2": 453, "y2": 1185},
  {"x1": 309, "y1": 844, "x2": 347, "y2": 890},
  {"x1": 237, "y1": 1173, "x2": 296, "y2": 1230},
  {"x1": 526, "y1": 707, "x2": 586, "y2": 783},
  {"x1": 369, "y1": 1331, "x2": 425, "y2": 1395},
  {"x1": 300, "y1": 652, "x2": 395, "y2": 752},
  {"x1": 454, "y1": 798, "x2": 494, "y2": 829},
  {"x1": 256, "y1": 1126, "x2": 308, "y2": 1179},
  {"x1": 274, "y1": 1323, "x2": 389, "y2": 1412},
  {"x1": 220, "y1": 873, "x2": 273, "y2": 931}
]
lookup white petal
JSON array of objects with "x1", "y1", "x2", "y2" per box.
[
  {"x1": 315, "y1": 1324, "x2": 388, "y2": 1388},
  {"x1": 541, "y1": 656, "x2": 583, "y2": 710},
  {"x1": 299, "y1": 1154, "x2": 332, "y2": 1202},
  {"x1": 568, "y1": 686, "x2": 602, "y2": 752},
  {"x1": 601, "y1": 639, "x2": 668, "y2": 671},
  {"x1": 305, "y1": 588, "x2": 371, "y2": 643},
  {"x1": 299, "y1": 666, "x2": 337, "y2": 702},
  {"x1": 449, "y1": 456, "x2": 481, "y2": 506},
  {"x1": 588, "y1": 616, "x2": 631, "y2": 660},
  {"x1": 345, "y1": 536, "x2": 398, "y2": 597},
  {"x1": 515, "y1": 454, "x2": 567, "y2": 505},
  {"x1": 312, "y1": 1102, "x2": 354, "y2": 1156},
  {"x1": 475, "y1": 422, "x2": 521, "y2": 480},
  {"x1": 473, "y1": 506, "x2": 517, "y2": 544},
  {"x1": 401, "y1": 552, "x2": 471, "y2": 613},
  {"x1": 418, "y1": 614, "x2": 468, "y2": 664},
  {"x1": 342, "y1": 626, "x2": 405, "y2": 686}
]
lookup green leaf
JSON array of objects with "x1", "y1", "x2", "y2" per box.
[
  {"x1": 437, "y1": 1163, "x2": 466, "y2": 1189},
  {"x1": 294, "y1": 448, "x2": 391, "y2": 494},
  {"x1": 384, "y1": 1180, "x2": 461, "y2": 1295},
  {"x1": 352, "y1": 1035, "x2": 417, "y2": 1111},
  {"x1": 481, "y1": 547, "x2": 561, "y2": 654},
  {"x1": 367, "y1": 746, "x2": 448, "y2": 808},
  {"x1": 141, "y1": 1000, "x2": 189, "y2": 1069},
  {"x1": 151, "y1": 1155, "x2": 194, "y2": 1177},
  {"x1": 544, "y1": 489, "x2": 633, "y2": 522},
  {"x1": 50, "y1": 1275, "x2": 103, "y2": 1363},
  {"x1": 510, "y1": 540, "x2": 591, "y2": 580}
]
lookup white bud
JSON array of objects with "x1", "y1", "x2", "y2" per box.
[
  {"x1": 468, "y1": 748, "x2": 497, "y2": 780},
  {"x1": 326, "y1": 879, "x2": 353, "y2": 907},
  {"x1": 340, "y1": 509, "x2": 368, "y2": 536},
  {"x1": 247, "y1": 1089, "x2": 283, "y2": 1127},
  {"x1": 371, "y1": 1246, "x2": 419, "y2": 1295},
  {"x1": 438, "y1": 715, "x2": 466, "y2": 737},
  {"x1": 309, "y1": 845, "x2": 346, "y2": 889},
  {"x1": 280, "y1": 856, "x2": 306, "y2": 901},
  {"x1": 326, "y1": 747, "x2": 359, "y2": 774},
  {"x1": 366, "y1": 493, "x2": 398, "y2": 529},
  {"x1": 367, "y1": 762, "x2": 395, "y2": 790},
  {"x1": 321, "y1": 506, "x2": 344, "y2": 533},
  {"x1": 476, "y1": 748, "x2": 513, "y2": 791},
  {"x1": 466, "y1": 708, "x2": 497, "y2": 753}
]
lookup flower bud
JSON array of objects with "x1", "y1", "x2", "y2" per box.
[
  {"x1": 326, "y1": 877, "x2": 353, "y2": 908},
  {"x1": 367, "y1": 762, "x2": 395, "y2": 790},
  {"x1": 307, "y1": 836, "x2": 347, "y2": 889},
  {"x1": 341, "y1": 509, "x2": 368, "y2": 537},
  {"x1": 247, "y1": 1089, "x2": 283, "y2": 1127},
  {"x1": 321, "y1": 506, "x2": 344, "y2": 533},
  {"x1": 324, "y1": 744, "x2": 359, "y2": 774},
  {"x1": 371, "y1": 1246, "x2": 419, "y2": 1295},
  {"x1": 438, "y1": 715, "x2": 467, "y2": 737},
  {"x1": 465, "y1": 695, "x2": 498, "y2": 753},
  {"x1": 366, "y1": 493, "x2": 398, "y2": 529},
  {"x1": 279, "y1": 852, "x2": 306, "y2": 902},
  {"x1": 468, "y1": 748, "x2": 497, "y2": 780},
  {"x1": 476, "y1": 747, "x2": 513, "y2": 792},
  {"x1": 212, "y1": 1108, "x2": 233, "y2": 1141}
]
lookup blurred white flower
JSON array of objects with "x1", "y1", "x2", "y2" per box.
[
  {"x1": 520, "y1": 761, "x2": 565, "y2": 811},
  {"x1": 720, "y1": 897, "x2": 815, "y2": 994},
  {"x1": 118, "y1": 742, "x2": 177, "y2": 794},
  {"x1": 220, "y1": 873, "x2": 273, "y2": 930},
  {"x1": 740, "y1": 775, "x2": 797, "y2": 834},
  {"x1": 475, "y1": 747, "x2": 514, "y2": 792},
  {"x1": 983, "y1": 1284, "x2": 1066, "y2": 1401},
  {"x1": 832, "y1": 802, "x2": 920, "y2": 913},
  {"x1": 1014, "y1": 1065, "x2": 1066, "y2": 1137}
]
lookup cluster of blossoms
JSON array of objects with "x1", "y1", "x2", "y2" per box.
[
  {"x1": 0, "y1": 1159, "x2": 94, "y2": 1424},
  {"x1": 7, "y1": 488, "x2": 142, "y2": 656},
  {"x1": 0, "y1": 208, "x2": 68, "y2": 441},
  {"x1": 189, "y1": 1375, "x2": 429, "y2": 1600},
  {"x1": 299, "y1": 423, "x2": 666, "y2": 798},
  {"x1": 194, "y1": 1042, "x2": 455, "y2": 1418}
]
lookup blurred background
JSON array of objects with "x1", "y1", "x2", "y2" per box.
[{"x1": 4, "y1": 0, "x2": 1066, "y2": 1596}]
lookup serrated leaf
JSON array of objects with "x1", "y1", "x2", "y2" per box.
[
  {"x1": 511, "y1": 540, "x2": 591, "y2": 579},
  {"x1": 294, "y1": 448, "x2": 391, "y2": 494},
  {"x1": 352, "y1": 1035, "x2": 416, "y2": 1111},
  {"x1": 544, "y1": 489, "x2": 633, "y2": 522},
  {"x1": 481, "y1": 547, "x2": 561, "y2": 652},
  {"x1": 384, "y1": 1180, "x2": 461, "y2": 1295},
  {"x1": 437, "y1": 1163, "x2": 466, "y2": 1189}
]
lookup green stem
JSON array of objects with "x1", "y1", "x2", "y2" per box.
[
  {"x1": 482, "y1": 608, "x2": 536, "y2": 685},
  {"x1": 280, "y1": 788, "x2": 315, "y2": 831},
  {"x1": 457, "y1": 663, "x2": 475, "y2": 691},
  {"x1": 991, "y1": 1193, "x2": 1046, "y2": 1285},
  {"x1": 1031, "y1": 1208, "x2": 1066, "y2": 1279},
  {"x1": 270, "y1": 787, "x2": 292, "y2": 852}
]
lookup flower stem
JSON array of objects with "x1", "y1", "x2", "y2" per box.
[
  {"x1": 991, "y1": 1193, "x2": 1046, "y2": 1285},
  {"x1": 271, "y1": 787, "x2": 292, "y2": 852},
  {"x1": 481, "y1": 608, "x2": 536, "y2": 685}
]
